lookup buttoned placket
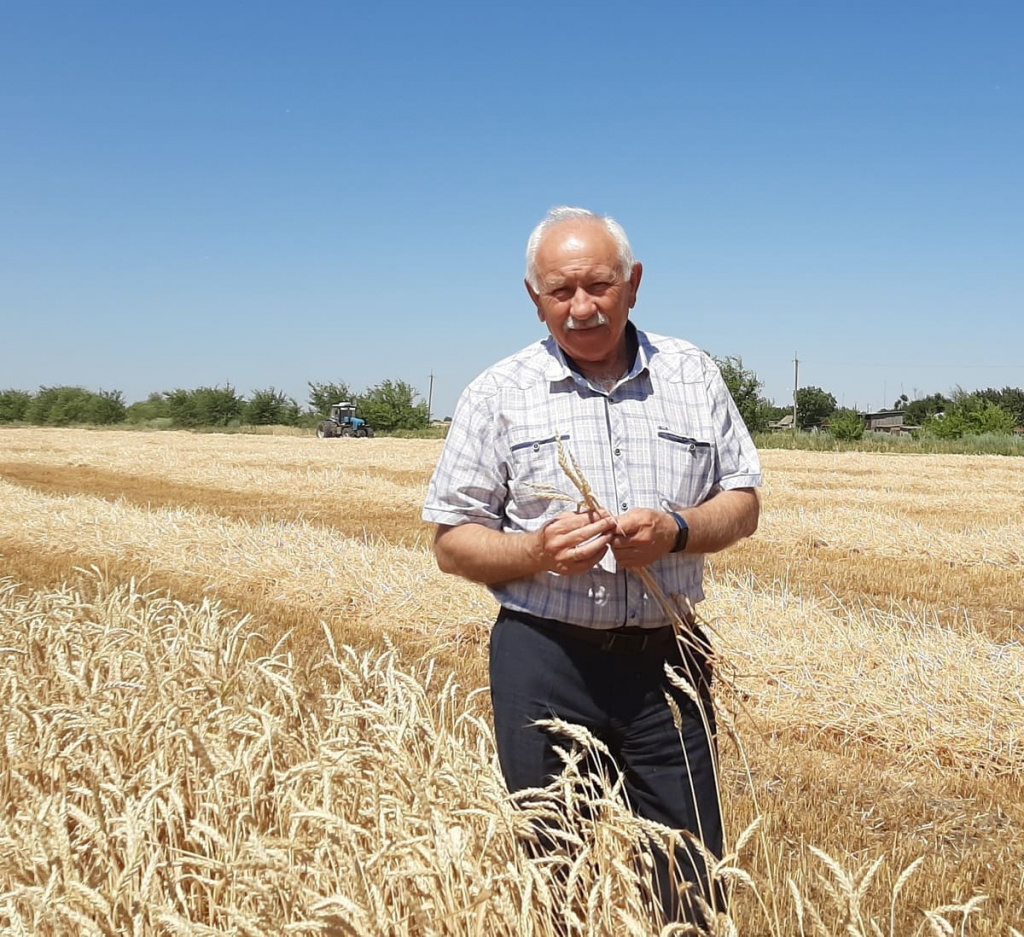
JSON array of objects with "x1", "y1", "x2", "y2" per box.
[{"x1": 603, "y1": 385, "x2": 648, "y2": 625}]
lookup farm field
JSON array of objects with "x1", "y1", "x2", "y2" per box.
[{"x1": 0, "y1": 427, "x2": 1022, "y2": 934}]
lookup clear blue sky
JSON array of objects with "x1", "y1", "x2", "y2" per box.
[{"x1": 2, "y1": 1, "x2": 1021, "y2": 419}]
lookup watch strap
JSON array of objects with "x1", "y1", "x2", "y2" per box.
[{"x1": 668, "y1": 511, "x2": 689, "y2": 553}]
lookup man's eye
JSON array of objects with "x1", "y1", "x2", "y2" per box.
[
  {"x1": 550, "y1": 288, "x2": 573, "y2": 301},
  {"x1": 588, "y1": 282, "x2": 611, "y2": 293}
]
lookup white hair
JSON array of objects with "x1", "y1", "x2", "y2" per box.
[{"x1": 524, "y1": 206, "x2": 635, "y2": 290}]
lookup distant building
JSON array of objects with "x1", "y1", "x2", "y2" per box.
[
  {"x1": 768, "y1": 414, "x2": 794, "y2": 432},
  {"x1": 861, "y1": 410, "x2": 920, "y2": 435}
]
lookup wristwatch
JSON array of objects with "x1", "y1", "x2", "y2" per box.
[{"x1": 668, "y1": 511, "x2": 689, "y2": 553}]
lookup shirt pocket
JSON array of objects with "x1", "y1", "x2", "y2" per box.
[
  {"x1": 507, "y1": 434, "x2": 574, "y2": 524},
  {"x1": 655, "y1": 430, "x2": 715, "y2": 510}
]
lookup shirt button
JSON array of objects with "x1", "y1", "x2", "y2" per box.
[
  {"x1": 614, "y1": 448, "x2": 621, "y2": 456},
  {"x1": 620, "y1": 502, "x2": 628, "y2": 511}
]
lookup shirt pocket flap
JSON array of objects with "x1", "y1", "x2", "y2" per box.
[
  {"x1": 507, "y1": 433, "x2": 573, "y2": 521},
  {"x1": 655, "y1": 430, "x2": 715, "y2": 510}
]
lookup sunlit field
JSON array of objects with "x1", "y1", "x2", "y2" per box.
[{"x1": 0, "y1": 428, "x2": 1021, "y2": 934}]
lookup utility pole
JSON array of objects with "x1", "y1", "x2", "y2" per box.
[
  {"x1": 427, "y1": 372, "x2": 434, "y2": 423},
  {"x1": 792, "y1": 352, "x2": 799, "y2": 434}
]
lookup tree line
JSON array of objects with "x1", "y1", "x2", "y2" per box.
[
  {"x1": 2, "y1": 365, "x2": 1021, "y2": 440},
  {"x1": 715, "y1": 356, "x2": 1023, "y2": 440},
  {"x1": 0, "y1": 380, "x2": 431, "y2": 432}
]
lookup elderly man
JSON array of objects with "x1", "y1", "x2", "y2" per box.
[{"x1": 423, "y1": 206, "x2": 761, "y2": 924}]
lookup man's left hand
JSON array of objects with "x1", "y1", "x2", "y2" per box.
[{"x1": 609, "y1": 508, "x2": 677, "y2": 568}]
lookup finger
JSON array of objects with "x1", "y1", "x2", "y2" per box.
[
  {"x1": 570, "y1": 537, "x2": 613, "y2": 569},
  {"x1": 576, "y1": 514, "x2": 618, "y2": 540},
  {"x1": 548, "y1": 510, "x2": 598, "y2": 534},
  {"x1": 612, "y1": 513, "x2": 640, "y2": 537},
  {"x1": 577, "y1": 529, "x2": 613, "y2": 553}
]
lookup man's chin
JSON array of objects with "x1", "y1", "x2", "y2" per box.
[{"x1": 561, "y1": 336, "x2": 616, "y2": 362}]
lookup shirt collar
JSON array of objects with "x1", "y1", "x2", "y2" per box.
[{"x1": 541, "y1": 322, "x2": 650, "y2": 389}]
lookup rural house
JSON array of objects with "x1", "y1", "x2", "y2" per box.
[{"x1": 861, "y1": 410, "x2": 919, "y2": 435}]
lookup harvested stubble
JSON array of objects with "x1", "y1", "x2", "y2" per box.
[
  {"x1": 1, "y1": 428, "x2": 1023, "y2": 933},
  {"x1": 709, "y1": 571, "x2": 1024, "y2": 776},
  {"x1": 0, "y1": 576, "x2": 992, "y2": 936},
  {"x1": 0, "y1": 477, "x2": 492, "y2": 651}
]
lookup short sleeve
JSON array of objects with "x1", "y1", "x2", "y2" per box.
[
  {"x1": 422, "y1": 384, "x2": 508, "y2": 529},
  {"x1": 704, "y1": 359, "x2": 763, "y2": 490}
]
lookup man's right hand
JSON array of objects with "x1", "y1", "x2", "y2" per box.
[
  {"x1": 531, "y1": 508, "x2": 617, "y2": 576},
  {"x1": 433, "y1": 509, "x2": 617, "y2": 585}
]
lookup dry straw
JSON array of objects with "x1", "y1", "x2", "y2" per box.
[
  {"x1": 0, "y1": 575, "x2": 989, "y2": 935},
  {"x1": 0, "y1": 428, "x2": 1021, "y2": 933}
]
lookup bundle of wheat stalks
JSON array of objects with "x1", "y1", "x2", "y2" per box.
[{"x1": 0, "y1": 575, "x2": 998, "y2": 936}]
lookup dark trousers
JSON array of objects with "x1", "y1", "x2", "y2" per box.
[{"x1": 490, "y1": 609, "x2": 724, "y2": 926}]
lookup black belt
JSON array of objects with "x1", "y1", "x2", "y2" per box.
[{"x1": 498, "y1": 607, "x2": 685, "y2": 655}]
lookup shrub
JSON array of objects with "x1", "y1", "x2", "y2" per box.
[
  {"x1": 828, "y1": 409, "x2": 866, "y2": 441},
  {"x1": 83, "y1": 389, "x2": 127, "y2": 425},
  {"x1": 23, "y1": 386, "x2": 125, "y2": 426},
  {"x1": 923, "y1": 394, "x2": 1016, "y2": 439},
  {"x1": 243, "y1": 388, "x2": 301, "y2": 426},
  {"x1": 167, "y1": 385, "x2": 244, "y2": 428},
  {"x1": 308, "y1": 381, "x2": 357, "y2": 418},
  {"x1": 359, "y1": 379, "x2": 429, "y2": 432},
  {"x1": 127, "y1": 393, "x2": 171, "y2": 424},
  {"x1": 0, "y1": 389, "x2": 32, "y2": 423}
]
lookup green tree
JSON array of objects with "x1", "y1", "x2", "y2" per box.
[
  {"x1": 83, "y1": 389, "x2": 127, "y2": 425},
  {"x1": 126, "y1": 393, "x2": 171, "y2": 424},
  {"x1": 924, "y1": 410, "x2": 967, "y2": 439},
  {"x1": 0, "y1": 389, "x2": 32, "y2": 423},
  {"x1": 905, "y1": 393, "x2": 950, "y2": 426},
  {"x1": 974, "y1": 401, "x2": 1016, "y2": 434},
  {"x1": 828, "y1": 408, "x2": 865, "y2": 441},
  {"x1": 243, "y1": 387, "x2": 300, "y2": 426},
  {"x1": 713, "y1": 355, "x2": 773, "y2": 433},
  {"x1": 923, "y1": 392, "x2": 1016, "y2": 438},
  {"x1": 977, "y1": 386, "x2": 1024, "y2": 426},
  {"x1": 359, "y1": 379, "x2": 429, "y2": 432},
  {"x1": 22, "y1": 386, "x2": 126, "y2": 426},
  {"x1": 165, "y1": 389, "x2": 200, "y2": 427},
  {"x1": 308, "y1": 381, "x2": 356, "y2": 418},
  {"x1": 26, "y1": 386, "x2": 91, "y2": 425},
  {"x1": 794, "y1": 386, "x2": 837, "y2": 430},
  {"x1": 166, "y1": 385, "x2": 244, "y2": 428}
]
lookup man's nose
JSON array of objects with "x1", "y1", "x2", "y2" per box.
[{"x1": 569, "y1": 286, "x2": 595, "y2": 317}]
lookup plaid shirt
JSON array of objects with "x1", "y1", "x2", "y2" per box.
[{"x1": 423, "y1": 325, "x2": 762, "y2": 629}]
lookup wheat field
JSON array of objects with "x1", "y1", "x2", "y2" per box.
[{"x1": 0, "y1": 427, "x2": 1021, "y2": 935}]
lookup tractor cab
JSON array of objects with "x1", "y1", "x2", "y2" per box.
[
  {"x1": 330, "y1": 402, "x2": 358, "y2": 423},
  {"x1": 316, "y1": 402, "x2": 374, "y2": 439}
]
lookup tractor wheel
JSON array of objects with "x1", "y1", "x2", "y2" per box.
[
  {"x1": 355, "y1": 426, "x2": 369, "y2": 438},
  {"x1": 340, "y1": 425, "x2": 354, "y2": 437},
  {"x1": 364, "y1": 427, "x2": 374, "y2": 438},
  {"x1": 316, "y1": 421, "x2": 332, "y2": 439}
]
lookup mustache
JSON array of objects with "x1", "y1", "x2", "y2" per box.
[{"x1": 565, "y1": 312, "x2": 609, "y2": 331}]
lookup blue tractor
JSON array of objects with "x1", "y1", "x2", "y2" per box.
[{"x1": 316, "y1": 401, "x2": 374, "y2": 438}]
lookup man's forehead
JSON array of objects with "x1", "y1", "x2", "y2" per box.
[
  {"x1": 557, "y1": 234, "x2": 587, "y2": 253},
  {"x1": 536, "y1": 223, "x2": 619, "y2": 269}
]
